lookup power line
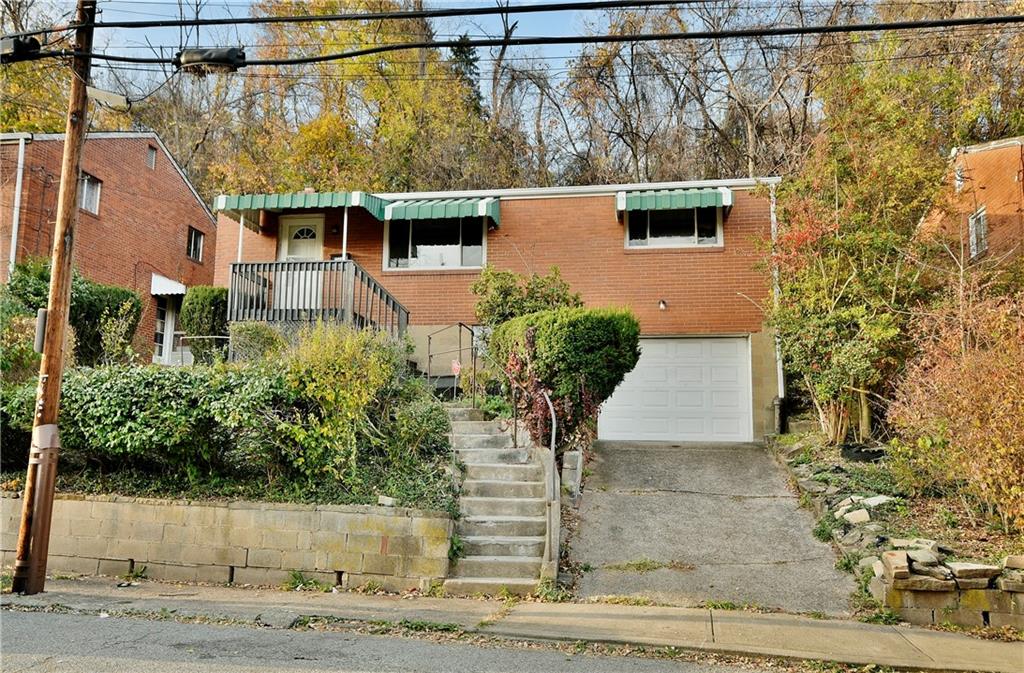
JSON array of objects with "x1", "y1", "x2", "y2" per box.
[{"x1": 4, "y1": 1, "x2": 703, "y2": 39}]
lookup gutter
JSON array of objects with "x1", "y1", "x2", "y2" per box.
[{"x1": 3, "y1": 133, "x2": 32, "y2": 281}]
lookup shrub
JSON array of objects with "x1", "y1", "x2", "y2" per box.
[
  {"x1": 470, "y1": 266, "x2": 582, "y2": 328},
  {"x1": 229, "y1": 321, "x2": 288, "y2": 361},
  {"x1": 0, "y1": 381, "x2": 36, "y2": 469},
  {"x1": 5, "y1": 258, "x2": 141, "y2": 365},
  {"x1": 491, "y1": 307, "x2": 640, "y2": 453},
  {"x1": 59, "y1": 366, "x2": 230, "y2": 474},
  {"x1": 1, "y1": 314, "x2": 77, "y2": 384},
  {"x1": 888, "y1": 290, "x2": 1024, "y2": 532},
  {"x1": 100, "y1": 300, "x2": 140, "y2": 365},
  {"x1": 179, "y1": 286, "x2": 229, "y2": 364}
]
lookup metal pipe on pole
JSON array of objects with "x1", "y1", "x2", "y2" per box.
[
  {"x1": 7, "y1": 134, "x2": 29, "y2": 282},
  {"x1": 11, "y1": 0, "x2": 96, "y2": 596}
]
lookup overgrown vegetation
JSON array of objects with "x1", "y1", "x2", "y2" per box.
[
  {"x1": 179, "y1": 286, "x2": 229, "y2": 364},
  {"x1": 0, "y1": 323, "x2": 454, "y2": 512},
  {"x1": 4, "y1": 258, "x2": 141, "y2": 366},
  {"x1": 490, "y1": 306, "x2": 640, "y2": 455},
  {"x1": 470, "y1": 266, "x2": 581, "y2": 328}
]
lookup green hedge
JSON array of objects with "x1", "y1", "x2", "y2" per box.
[
  {"x1": 179, "y1": 286, "x2": 229, "y2": 364},
  {"x1": 491, "y1": 307, "x2": 640, "y2": 451},
  {"x1": 4, "y1": 258, "x2": 141, "y2": 365},
  {"x1": 0, "y1": 324, "x2": 454, "y2": 510}
]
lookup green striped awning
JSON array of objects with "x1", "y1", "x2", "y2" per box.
[
  {"x1": 213, "y1": 191, "x2": 388, "y2": 224},
  {"x1": 384, "y1": 197, "x2": 500, "y2": 226},
  {"x1": 616, "y1": 187, "x2": 732, "y2": 211}
]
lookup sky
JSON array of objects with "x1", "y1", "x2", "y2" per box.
[{"x1": 47, "y1": 0, "x2": 604, "y2": 80}]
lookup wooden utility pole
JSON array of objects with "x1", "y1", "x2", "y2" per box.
[{"x1": 12, "y1": 0, "x2": 97, "y2": 596}]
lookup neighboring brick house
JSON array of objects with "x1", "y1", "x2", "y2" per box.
[
  {"x1": 212, "y1": 179, "x2": 783, "y2": 443},
  {"x1": 921, "y1": 136, "x2": 1024, "y2": 262},
  {"x1": 0, "y1": 131, "x2": 216, "y2": 363}
]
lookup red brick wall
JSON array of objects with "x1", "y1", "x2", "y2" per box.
[
  {"x1": 1, "y1": 136, "x2": 216, "y2": 358},
  {"x1": 921, "y1": 141, "x2": 1024, "y2": 261},
  {"x1": 213, "y1": 189, "x2": 771, "y2": 335}
]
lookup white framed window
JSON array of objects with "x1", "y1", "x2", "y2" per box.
[
  {"x1": 78, "y1": 172, "x2": 101, "y2": 214},
  {"x1": 968, "y1": 206, "x2": 988, "y2": 259},
  {"x1": 187, "y1": 226, "x2": 204, "y2": 262},
  {"x1": 626, "y1": 207, "x2": 723, "y2": 248},
  {"x1": 384, "y1": 217, "x2": 485, "y2": 270},
  {"x1": 147, "y1": 145, "x2": 158, "y2": 169}
]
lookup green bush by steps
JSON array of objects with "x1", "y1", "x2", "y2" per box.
[
  {"x1": 1, "y1": 323, "x2": 454, "y2": 511},
  {"x1": 490, "y1": 306, "x2": 640, "y2": 452},
  {"x1": 4, "y1": 257, "x2": 141, "y2": 366},
  {"x1": 179, "y1": 285, "x2": 229, "y2": 364}
]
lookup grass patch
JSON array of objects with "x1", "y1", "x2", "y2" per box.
[
  {"x1": 812, "y1": 514, "x2": 839, "y2": 542},
  {"x1": 834, "y1": 553, "x2": 862, "y2": 574},
  {"x1": 859, "y1": 608, "x2": 901, "y2": 625},
  {"x1": 533, "y1": 578, "x2": 572, "y2": 602},
  {"x1": 588, "y1": 595, "x2": 656, "y2": 606},
  {"x1": 1, "y1": 572, "x2": 11, "y2": 592},
  {"x1": 603, "y1": 558, "x2": 695, "y2": 573},
  {"x1": 281, "y1": 570, "x2": 333, "y2": 592},
  {"x1": 700, "y1": 599, "x2": 740, "y2": 610},
  {"x1": 394, "y1": 619, "x2": 463, "y2": 633}
]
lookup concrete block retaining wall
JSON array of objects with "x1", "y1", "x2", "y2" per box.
[
  {"x1": 869, "y1": 577, "x2": 1023, "y2": 629},
  {"x1": 0, "y1": 494, "x2": 453, "y2": 592}
]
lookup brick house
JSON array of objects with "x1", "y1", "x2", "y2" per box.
[
  {"x1": 1, "y1": 131, "x2": 216, "y2": 364},
  {"x1": 921, "y1": 136, "x2": 1024, "y2": 261},
  {"x1": 212, "y1": 179, "x2": 783, "y2": 443}
]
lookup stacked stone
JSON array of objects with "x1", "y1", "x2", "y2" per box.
[{"x1": 868, "y1": 550, "x2": 1023, "y2": 628}]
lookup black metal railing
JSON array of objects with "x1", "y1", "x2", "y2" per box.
[{"x1": 227, "y1": 259, "x2": 409, "y2": 337}]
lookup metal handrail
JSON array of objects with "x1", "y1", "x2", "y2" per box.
[
  {"x1": 471, "y1": 347, "x2": 560, "y2": 572},
  {"x1": 426, "y1": 322, "x2": 478, "y2": 405}
]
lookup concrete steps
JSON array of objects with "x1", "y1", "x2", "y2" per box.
[
  {"x1": 460, "y1": 479, "x2": 545, "y2": 498},
  {"x1": 440, "y1": 577, "x2": 538, "y2": 596},
  {"x1": 444, "y1": 405, "x2": 545, "y2": 598},
  {"x1": 456, "y1": 515, "x2": 547, "y2": 538}
]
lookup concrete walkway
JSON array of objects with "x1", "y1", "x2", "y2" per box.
[
  {"x1": 573, "y1": 441, "x2": 854, "y2": 614},
  {"x1": 3, "y1": 579, "x2": 1021, "y2": 672}
]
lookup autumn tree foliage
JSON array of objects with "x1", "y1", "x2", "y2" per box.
[
  {"x1": 888, "y1": 277, "x2": 1024, "y2": 533},
  {"x1": 769, "y1": 50, "x2": 954, "y2": 445}
]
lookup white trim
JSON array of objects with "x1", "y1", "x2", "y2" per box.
[
  {"x1": 718, "y1": 186, "x2": 733, "y2": 207},
  {"x1": 277, "y1": 214, "x2": 325, "y2": 261},
  {"x1": 477, "y1": 197, "x2": 496, "y2": 217},
  {"x1": 151, "y1": 272, "x2": 187, "y2": 296},
  {"x1": 15, "y1": 131, "x2": 215, "y2": 223},
  {"x1": 615, "y1": 191, "x2": 626, "y2": 211},
  {"x1": 382, "y1": 217, "x2": 487, "y2": 272},
  {"x1": 376, "y1": 177, "x2": 780, "y2": 202},
  {"x1": 236, "y1": 213, "x2": 245, "y2": 263},
  {"x1": 624, "y1": 207, "x2": 725, "y2": 249},
  {"x1": 351, "y1": 191, "x2": 363, "y2": 207}
]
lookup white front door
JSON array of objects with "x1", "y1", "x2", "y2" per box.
[
  {"x1": 597, "y1": 337, "x2": 753, "y2": 442},
  {"x1": 276, "y1": 215, "x2": 324, "y2": 312}
]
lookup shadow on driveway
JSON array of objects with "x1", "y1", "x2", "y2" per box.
[{"x1": 572, "y1": 441, "x2": 855, "y2": 615}]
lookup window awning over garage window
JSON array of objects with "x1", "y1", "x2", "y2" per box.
[
  {"x1": 214, "y1": 191, "x2": 388, "y2": 228},
  {"x1": 383, "y1": 197, "x2": 500, "y2": 226},
  {"x1": 616, "y1": 187, "x2": 732, "y2": 211}
]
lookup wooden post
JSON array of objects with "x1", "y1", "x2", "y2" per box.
[{"x1": 12, "y1": 0, "x2": 96, "y2": 596}]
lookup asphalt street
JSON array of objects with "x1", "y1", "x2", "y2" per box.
[{"x1": 0, "y1": 610, "x2": 762, "y2": 673}]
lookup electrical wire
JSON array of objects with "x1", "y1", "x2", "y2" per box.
[{"x1": 4, "y1": 1, "x2": 708, "y2": 39}]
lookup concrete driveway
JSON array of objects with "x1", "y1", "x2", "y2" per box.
[{"x1": 572, "y1": 441, "x2": 854, "y2": 615}]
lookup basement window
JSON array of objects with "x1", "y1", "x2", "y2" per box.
[
  {"x1": 626, "y1": 208, "x2": 722, "y2": 248},
  {"x1": 78, "y1": 173, "x2": 101, "y2": 215},
  {"x1": 386, "y1": 217, "x2": 485, "y2": 269}
]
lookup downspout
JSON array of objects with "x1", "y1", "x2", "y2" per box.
[
  {"x1": 235, "y1": 213, "x2": 246, "y2": 262},
  {"x1": 769, "y1": 183, "x2": 786, "y2": 432},
  {"x1": 7, "y1": 135, "x2": 29, "y2": 281},
  {"x1": 341, "y1": 205, "x2": 349, "y2": 259}
]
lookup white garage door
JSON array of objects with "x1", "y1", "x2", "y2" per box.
[{"x1": 597, "y1": 337, "x2": 753, "y2": 442}]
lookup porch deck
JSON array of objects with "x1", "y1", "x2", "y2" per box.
[{"x1": 227, "y1": 259, "x2": 409, "y2": 337}]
